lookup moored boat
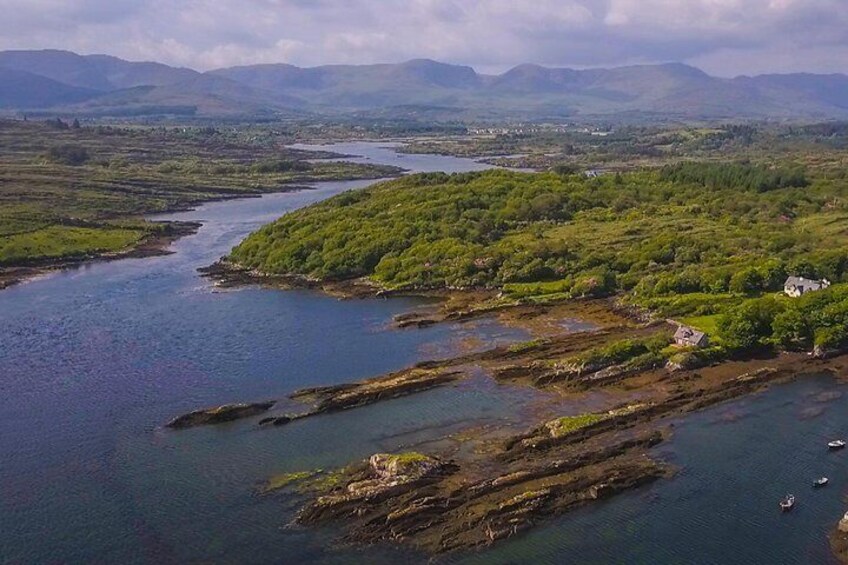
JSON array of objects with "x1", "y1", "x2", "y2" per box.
[
  {"x1": 829, "y1": 440, "x2": 846, "y2": 450},
  {"x1": 780, "y1": 494, "x2": 796, "y2": 511},
  {"x1": 813, "y1": 477, "x2": 829, "y2": 488}
]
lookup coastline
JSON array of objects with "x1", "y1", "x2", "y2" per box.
[
  {"x1": 164, "y1": 282, "x2": 848, "y2": 555},
  {"x1": 0, "y1": 162, "x2": 405, "y2": 292}
]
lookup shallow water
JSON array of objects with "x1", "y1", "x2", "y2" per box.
[
  {"x1": 2, "y1": 143, "x2": 847, "y2": 564},
  {"x1": 455, "y1": 374, "x2": 848, "y2": 565}
]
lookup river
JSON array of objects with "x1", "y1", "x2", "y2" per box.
[{"x1": 1, "y1": 142, "x2": 846, "y2": 564}]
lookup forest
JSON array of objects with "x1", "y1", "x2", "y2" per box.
[{"x1": 230, "y1": 159, "x2": 848, "y2": 354}]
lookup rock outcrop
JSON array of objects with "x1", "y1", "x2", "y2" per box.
[
  {"x1": 298, "y1": 452, "x2": 455, "y2": 524},
  {"x1": 831, "y1": 512, "x2": 848, "y2": 563},
  {"x1": 166, "y1": 401, "x2": 275, "y2": 429},
  {"x1": 290, "y1": 369, "x2": 465, "y2": 414}
]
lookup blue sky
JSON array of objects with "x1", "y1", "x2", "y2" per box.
[{"x1": 0, "y1": 0, "x2": 845, "y2": 75}]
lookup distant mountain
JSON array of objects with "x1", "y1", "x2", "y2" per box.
[
  {"x1": 210, "y1": 59, "x2": 482, "y2": 109},
  {"x1": 0, "y1": 68, "x2": 99, "y2": 108},
  {"x1": 65, "y1": 74, "x2": 305, "y2": 118},
  {"x1": 0, "y1": 50, "x2": 303, "y2": 117},
  {"x1": 0, "y1": 49, "x2": 200, "y2": 90},
  {"x1": 734, "y1": 73, "x2": 848, "y2": 113},
  {"x1": 1, "y1": 49, "x2": 847, "y2": 120}
]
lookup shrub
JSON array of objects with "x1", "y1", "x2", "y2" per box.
[
  {"x1": 717, "y1": 296, "x2": 784, "y2": 350},
  {"x1": 46, "y1": 144, "x2": 90, "y2": 166}
]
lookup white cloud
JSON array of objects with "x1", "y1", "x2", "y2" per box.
[{"x1": 0, "y1": 0, "x2": 845, "y2": 75}]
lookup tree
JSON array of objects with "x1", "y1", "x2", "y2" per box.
[
  {"x1": 814, "y1": 326, "x2": 848, "y2": 352},
  {"x1": 759, "y1": 260, "x2": 788, "y2": 291},
  {"x1": 772, "y1": 308, "x2": 812, "y2": 348},
  {"x1": 46, "y1": 144, "x2": 90, "y2": 166},
  {"x1": 729, "y1": 267, "x2": 764, "y2": 294},
  {"x1": 717, "y1": 297, "x2": 784, "y2": 350}
]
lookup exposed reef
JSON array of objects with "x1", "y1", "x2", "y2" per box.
[
  {"x1": 166, "y1": 401, "x2": 275, "y2": 429},
  {"x1": 170, "y1": 297, "x2": 848, "y2": 555}
]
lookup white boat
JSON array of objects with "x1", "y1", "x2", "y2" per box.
[
  {"x1": 829, "y1": 440, "x2": 846, "y2": 450},
  {"x1": 813, "y1": 477, "x2": 829, "y2": 488},
  {"x1": 780, "y1": 494, "x2": 796, "y2": 511}
]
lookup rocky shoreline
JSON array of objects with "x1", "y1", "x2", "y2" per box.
[
  {"x1": 831, "y1": 513, "x2": 848, "y2": 564},
  {"x1": 162, "y1": 294, "x2": 848, "y2": 556}
]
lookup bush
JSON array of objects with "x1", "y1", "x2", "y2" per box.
[
  {"x1": 772, "y1": 309, "x2": 812, "y2": 348},
  {"x1": 717, "y1": 296, "x2": 784, "y2": 350},
  {"x1": 814, "y1": 326, "x2": 848, "y2": 351},
  {"x1": 251, "y1": 159, "x2": 310, "y2": 174},
  {"x1": 46, "y1": 144, "x2": 90, "y2": 166},
  {"x1": 729, "y1": 267, "x2": 764, "y2": 294}
]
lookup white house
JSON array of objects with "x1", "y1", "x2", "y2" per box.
[{"x1": 784, "y1": 276, "x2": 831, "y2": 298}]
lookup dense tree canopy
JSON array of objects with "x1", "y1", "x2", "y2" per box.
[{"x1": 230, "y1": 164, "x2": 848, "y2": 298}]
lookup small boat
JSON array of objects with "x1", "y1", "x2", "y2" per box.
[
  {"x1": 780, "y1": 494, "x2": 796, "y2": 511},
  {"x1": 813, "y1": 477, "x2": 829, "y2": 488},
  {"x1": 829, "y1": 440, "x2": 846, "y2": 450}
]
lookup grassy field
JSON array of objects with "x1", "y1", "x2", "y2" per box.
[{"x1": 0, "y1": 119, "x2": 401, "y2": 267}]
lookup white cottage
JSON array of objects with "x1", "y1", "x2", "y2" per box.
[
  {"x1": 674, "y1": 326, "x2": 709, "y2": 348},
  {"x1": 784, "y1": 276, "x2": 830, "y2": 298}
]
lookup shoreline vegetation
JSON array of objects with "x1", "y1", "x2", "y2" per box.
[
  {"x1": 0, "y1": 119, "x2": 403, "y2": 289},
  {"x1": 174, "y1": 127, "x2": 848, "y2": 557}
]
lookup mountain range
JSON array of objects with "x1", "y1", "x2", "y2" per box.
[{"x1": 1, "y1": 49, "x2": 848, "y2": 121}]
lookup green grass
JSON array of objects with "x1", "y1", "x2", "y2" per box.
[
  {"x1": 0, "y1": 119, "x2": 401, "y2": 267},
  {"x1": 503, "y1": 279, "x2": 573, "y2": 299},
  {"x1": 383, "y1": 452, "x2": 431, "y2": 465},
  {"x1": 681, "y1": 314, "x2": 721, "y2": 336},
  {"x1": 557, "y1": 333, "x2": 673, "y2": 371},
  {"x1": 262, "y1": 470, "x2": 320, "y2": 494},
  {"x1": 0, "y1": 225, "x2": 144, "y2": 265},
  {"x1": 546, "y1": 404, "x2": 648, "y2": 438},
  {"x1": 546, "y1": 414, "x2": 607, "y2": 437}
]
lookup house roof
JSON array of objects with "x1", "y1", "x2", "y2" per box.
[
  {"x1": 785, "y1": 276, "x2": 827, "y2": 289},
  {"x1": 674, "y1": 325, "x2": 707, "y2": 344}
]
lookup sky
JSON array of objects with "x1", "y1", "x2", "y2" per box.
[{"x1": 0, "y1": 0, "x2": 846, "y2": 76}]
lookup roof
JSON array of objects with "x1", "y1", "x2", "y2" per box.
[
  {"x1": 785, "y1": 276, "x2": 827, "y2": 289},
  {"x1": 674, "y1": 325, "x2": 707, "y2": 344}
]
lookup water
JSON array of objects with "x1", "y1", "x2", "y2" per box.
[
  {"x1": 457, "y1": 375, "x2": 848, "y2": 565},
  {"x1": 0, "y1": 143, "x2": 534, "y2": 564},
  {"x1": 2, "y1": 142, "x2": 847, "y2": 564}
]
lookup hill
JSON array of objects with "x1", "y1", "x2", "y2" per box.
[
  {"x1": 1, "y1": 50, "x2": 848, "y2": 120},
  {"x1": 0, "y1": 68, "x2": 100, "y2": 108}
]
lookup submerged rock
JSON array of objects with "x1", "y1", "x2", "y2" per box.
[
  {"x1": 166, "y1": 401, "x2": 275, "y2": 429},
  {"x1": 258, "y1": 416, "x2": 292, "y2": 427}
]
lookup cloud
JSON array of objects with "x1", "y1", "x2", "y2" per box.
[{"x1": 0, "y1": 0, "x2": 845, "y2": 75}]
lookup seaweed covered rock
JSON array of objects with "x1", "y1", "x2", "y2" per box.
[
  {"x1": 369, "y1": 452, "x2": 444, "y2": 481},
  {"x1": 298, "y1": 452, "x2": 454, "y2": 524},
  {"x1": 166, "y1": 401, "x2": 275, "y2": 429}
]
